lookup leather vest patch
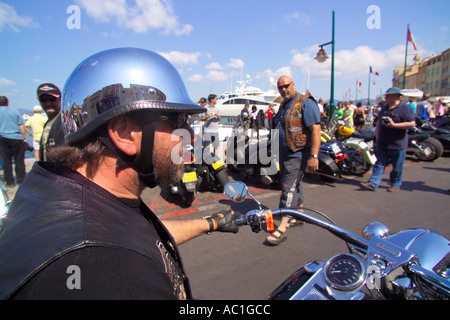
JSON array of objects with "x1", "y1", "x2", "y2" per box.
[{"x1": 284, "y1": 94, "x2": 311, "y2": 152}]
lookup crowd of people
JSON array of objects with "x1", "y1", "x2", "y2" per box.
[{"x1": 331, "y1": 95, "x2": 449, "y2": 130}]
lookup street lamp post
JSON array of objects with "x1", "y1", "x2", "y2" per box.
[{"x1": 315, "y1": 10, "x2": 335, "y2": 120}]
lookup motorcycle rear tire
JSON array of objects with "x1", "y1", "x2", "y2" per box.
[
  {"x1": 214, "y1": 168, "x2": 229, "y2": 191},
  {"x1": 180, "y1": 185, "x2": 196, "y2": 207},
  {"x1": 415, "y1": 137, "x2": 444, "y2": 161},
  {"x1": 346, "y1": 150, "x2": 371, "y2": 175}
]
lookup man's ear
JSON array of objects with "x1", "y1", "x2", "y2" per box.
[{"x1": 107, "y1": 116, "x2": 140, "y2": 156}]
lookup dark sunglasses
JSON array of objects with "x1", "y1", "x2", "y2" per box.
[
  {"x1": 277, "y1": 82, "x2": 292, "y2": 90},
  {"x1": 159, "y1": 113, "x2": 189, "y2": 129},
  {"x1": 39, "y1": 97, "x2": 58, "y2": 103}
]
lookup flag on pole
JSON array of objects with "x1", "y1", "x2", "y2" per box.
[
  {"x1": 407, "y1": 27, "x2": 417, "y2": 51},
  {"x1": 370, "y1": 66, "x2": 379, "y2": 76},
  {"x1": 356, "y1": 80, "x2": 362, "y2": 87}
]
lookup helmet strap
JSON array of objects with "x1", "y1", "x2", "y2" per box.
[
  {"x1": 134, "y1": 121, "x2": 158, "y2": 188},
  {"x1": 97, "y1": 121, "x2": 158, "y2": 188}
]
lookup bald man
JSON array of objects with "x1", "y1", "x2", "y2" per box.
[{"x1": 265, "y1": 76, "x2": 321, "y2": 245}]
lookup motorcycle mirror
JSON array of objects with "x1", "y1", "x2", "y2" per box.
[
  {"x1": 224, "y1": 181, "x2": 248, "y2": 203},
  {"x1": 362, "y1": 222, "x2": 390, "y2": 240}
]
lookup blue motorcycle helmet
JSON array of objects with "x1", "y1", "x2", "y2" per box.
[
  {"x1": 62, "y1": 47, "x2": 205, "y2": 144},
  {"x1": 61, "y1": 48, "x2": 206, "y2": 187}
]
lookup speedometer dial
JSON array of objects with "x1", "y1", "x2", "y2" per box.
[{"x1": 324, "y1": 254, "x2": 366, "y2": 291}]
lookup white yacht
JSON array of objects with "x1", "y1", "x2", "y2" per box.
[
  {"x1": 189, "y1": 76, "x2": 278, "y2": 159},
  {"x1": 215, "y1": 76, "x2": 281, "y2": 124}
]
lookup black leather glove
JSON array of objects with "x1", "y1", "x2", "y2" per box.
[{"x1": 204, "y1": 209, "x2": 239, "y2": 234}]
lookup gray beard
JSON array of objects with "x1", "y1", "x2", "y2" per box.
[{"x1": 152, "y1": 148, "x2": 183, "y2": 187}]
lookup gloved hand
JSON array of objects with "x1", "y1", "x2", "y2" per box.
[{"x1": 204, "y1": 209, "x2": 239, "y2": 234}]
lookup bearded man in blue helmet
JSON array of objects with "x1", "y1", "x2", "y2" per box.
[{"x1": 0, "y1": 48, "x2": 239, "y2": 300}]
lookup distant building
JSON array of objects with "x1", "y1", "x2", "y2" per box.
[{"x1": 392, "y1": 47, "x2": 450, "y2": 98}]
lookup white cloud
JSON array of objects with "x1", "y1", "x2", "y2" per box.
[
  {"x1": 227, "y1": 58, "x2": 245, "y2": 70},
  {"x1": 0, "y1": 2, "x2": 39, "y2": 32},
  {"x1": 158, "y1": 51, "x2": 201, "y2": 66},
  {"x1": 291, "y1": 44, "x2": 407, "y2": 80},
  {"x1": 76, "y1": 0, "x2": 193, "y2": 35},
  {"x1": 283, "y1": 11, "x2": 312, "y2": 26},
  {"x1": 256, "y1": 67, "x2": 293, "y2": 81},
  {"x1": 187, "y1": 57, "x2": 246, "y2": 83},
  {"x1": 206, "y1": 62, "x2": 223, "y2": 70},
  {"x1": 0, "y1": 77, "x2": 16, "y2": 87},
  {"x1": 205, "y1": 70, "x2": 228, "y2": 82},
  {"x1": 188, "y1": 74, "x2": 203, "y2": 83}
]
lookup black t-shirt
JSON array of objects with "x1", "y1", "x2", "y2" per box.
[
  {"x1": 12, "y1": 245, "x2": 178, "y2": 300},
  {"x1": 378, "y1": 102, "x2": 415, "y2": 150},
  {"x1": 10, "y1": 167, "x2": 186, "y2": 300}
]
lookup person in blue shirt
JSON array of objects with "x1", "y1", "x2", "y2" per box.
[
  {"x1": 408, "y1": 99, "x2": 416, "y2": 114},
  {"x1": 0, "y1": 96, "x2": 27, "y2": 187},
  {"x1": 265, "y1": 76, "x2": 321, "y2": 245}
]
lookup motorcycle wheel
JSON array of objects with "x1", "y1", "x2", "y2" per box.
[
  {"x1": 346, "y1": 150, "x2": 370, "y2": 175},
  {"x1": 415, "y1": 137, "x2": 444, "y2": 161},
  {"x1": 214, "y1": 168, "x2": 229, "y2": 191},
  {"x1": 180, "y1": 185, "x2": 195, "y2": 207}
]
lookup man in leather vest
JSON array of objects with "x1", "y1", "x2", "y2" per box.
[
  {"x1": 0, "y1": 48, "x2": 239, "y2": 300},
  {"x1": 265, "y1": 75, "x2": 321, "y2": 246}
]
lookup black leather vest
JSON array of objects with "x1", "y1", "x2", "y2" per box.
[{"x1": 0, "y1": 162, "x2": 191, "y2": 299}]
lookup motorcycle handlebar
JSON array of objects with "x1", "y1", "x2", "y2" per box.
[{"x1": 236, "y1": 208, "x2": 369, "y2": 250}]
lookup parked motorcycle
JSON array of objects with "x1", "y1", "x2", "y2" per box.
[
  {"x1": 316, "y1": 139, "x2": 344, "y2": 181},
  {"x1": 225, "y1": 116, "x2": 281, "y2": 188},
  {"x1": 415, "y1": 117, "x2": 450, "y2": 152},
  {"x1": 224, "y1": 181, "x2": 450, "y2": 300},
  {"x1": 407, "y1": 127, "x2": 443, "y2": 161},
  {"x1": 431, "y1": 114, "x2": 450, "y2": 130},
  {"x1": 320, "y1": 114, "x2": 374, "y2": 177},
  {"x1": 226, "y1": 115, "x2": 342, "y2": 185},
  {"x1": 334, "y1": 126, "x2": 377, "y2": 174},
  {"x1": 336, "y1": 115, "x2": 443, "y2": 163},
  {"x1": 170, "y1": 119, "x2": 230, "y2": 207},
  {"x1": 194, "y1": 146, "x2": 229, "y2": 192},
  {"x1": 173, "y1": 142, "x2": 229, "y2": 204},
  {"x1": 170, "y1": 145, "x2": 198, "y2": 207}
]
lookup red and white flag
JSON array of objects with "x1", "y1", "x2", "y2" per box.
[
  {"x1": 356, "y1": 81, "x2": 362, "y2": 87},
  {"x1": 407, "y1": 27, "x2": 417, "y2": 51}
]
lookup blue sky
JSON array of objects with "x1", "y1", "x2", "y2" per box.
[{"x1": 1, "y1": 0, "x2": 449, "y2": 111}]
